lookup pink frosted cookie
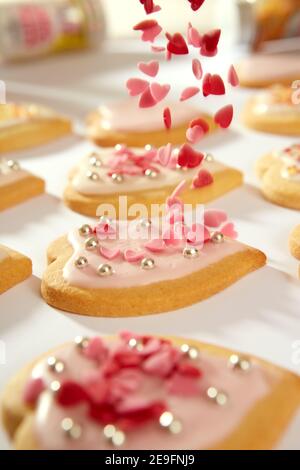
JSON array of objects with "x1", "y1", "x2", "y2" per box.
[
  {"x1": 0, "y1": 158, "x2": 45, "y2": 212},
  {"x1": 86, "y1": 99, "x2": 216, "y2": 147},
  {"x1": 243, "y1": 85, "x2": 300, "y2": 136},
  {"x1": 42, "y1": 183, "x2": 266, "y2": 317},
  {"x1": 255, "y1": 144, "x2": 300, "y2": 210},
  {"x1": 0, "y1": 244, "x2": 32, "y2": 294},
  {"x1": 2, "y1": 332, "x2": 300, "y2": 450},
  {"x1": 64, "y1": 145, "x2": 243, "y2": 218},
  {"x1": 237, "y1": 53, "x2": 300, "y2": 89}
]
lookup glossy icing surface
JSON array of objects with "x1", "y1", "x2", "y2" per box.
[
  {"x1": 239, "y1": 54, "x2": 300, "y2": 81},
  {"x1": 26, "y1": 335, "x2": 274, "y2": 450},
  {"x1": 70, "y1": 147, "x2": 225, "y2": 196},
  {"x1": 97, "y1": 99, "x2": 200, "y2": 132},
  {"x1": 252, "y1": 86, "x2": 300, "y2": 116},
  {"x1": 277, "y1": 144, "x2": 300, "y2": 182},
  {"x1": 63, "y1": 219, "x2": 244, "y2": 289},
  {"x1": 0, "y1": 159, "x2": 28, "y2": 188}
]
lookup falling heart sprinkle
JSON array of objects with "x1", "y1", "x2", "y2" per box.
[
  {"x1": 180, "y1": 86, "x2": 200, "y2": 102},
  {"x1": 133, "y1": 19, "x2": 162, "y2": 42},
  {"x1": 187, "y1": 23, "x2": 202, "y2": 48},
  {"x1": 163, "y1": 107, "x2": 172, "y2": 130},
  {"x1": 189, "y1": 117, "x2": 209, "y2": 133},
  {"x1": 151, "y1": 46, "x2": 165, "y2": 53},
  {"x1": 186, "y1": 125, "x2": 204, "y2": 144},
  {"x1": 192, "y1": 59, "x2": 203, "y2": 79},
  {"x1": 138, "y1": 60, "x2": 159, "y2": 77},
  {"x1": 150, "y1": 82, "x2": 171, "y2": 102},
  {"x1": 200, "y1": 29, "x2": 221, "y2": 57},
  {"x1": 166, "y1": 32, "x2": 189, "y2": 55},
  {"x1": 214, "y1": 105, "x2": 233, "y2": 129},
  {"x1": 126, "y1": 78, "x2": 149, "y2": 96},
  {"x1": 178, "y1": 144, "x2": 204, "y2": 169},
  {"x1": 203, "y1": 74, "x2": 225, "y2": 96},
  {"x1": 188, "y1": 0, "x2": 206, "y2": 11},
  {"x1": 192, "y1": 169, "x2": 214, "y2": 188},
  {"x1": 228, "y1": 64, "x2": 239, "y2": 87},
  {"x1": 139, "y1": 87, "x2": 158, "y2": 108}
]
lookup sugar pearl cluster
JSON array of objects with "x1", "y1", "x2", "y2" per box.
[
  {"x1": 23, "y1": 333, "x2": 252, "y2": 447},
  {"x1": 0, "y1": 159, "x2": 21, "y2": 175}
]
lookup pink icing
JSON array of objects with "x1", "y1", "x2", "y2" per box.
[
  {"x1": 71, "y1": 147, "x2": 224, "y2": 196},
  {"x1": 27, "y1": 334, "x2": 274, "y2": 450},
  {"x1": 0, "y1": 159, "x2": 28, "y2": 189},
  {"x1": 97, "y1": 99, "x2": 201, "y2": 132},
  {"x1": 63, "y1": 221, "x2": 243, "y2": 289},
  {"x1": 239, "y1": 54, "x2": 300, "y2": 82}
]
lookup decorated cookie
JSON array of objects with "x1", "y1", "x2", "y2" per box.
[
  {"x1": 0, "y1": 103, "x2": 72, "y2": 153},
  {"x1": 42, "y1": 182, "x2": 266, "y2": 317},
  {"x1": 242, "y1": 85, "x2": 300, "y2": 136},
  {"x1": 289, "y1": 225, "x2": 300, "y2": 277},
  {"x1": 237, "y1": 54, "x2": 300, "y2": 88},
  {"x1": 0, "y1": 159, "x2": 45, "y2": 212},
  {"x1": 2, "y1": 332, "x2": 300, "y2": 450},
  {"x1": 0, "y1": 245, "x2": 32, "y2": 294},
  {"x1": 86, "y1": 99, "x2": 215, "y2": 148},
  {"x1": 64, "y1": 145, "x2": 243, "y2": 218},
  {"x1": 255, "y1": 144, "x2": 300, "y2": 210}
]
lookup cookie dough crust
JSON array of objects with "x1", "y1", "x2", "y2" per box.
[
  {"x1": 41, "y1": 236, "x2": 266, "y2": 317},
  {"x1": 0, "y1": 245, "x2": 32, "y2": 294},
  {"x1": 0, "y1": 174, "x2": 45, "y2": 212},
  {"x1": 2, "y1": 338, "x2": 300, "y2": 450}
]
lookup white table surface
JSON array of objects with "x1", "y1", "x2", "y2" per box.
[{"x1": 0, "y1": 40, "x2": 299, "y2": 450}]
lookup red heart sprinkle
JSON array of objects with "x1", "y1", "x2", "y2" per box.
[
  {"x1": 163, "y1": 107, "x2": 172, "y2": 130},
  {"x1": 202, "y1": 73, "x2": 212, "y2": 97},
  {"x1": 139, "y1": 87, "x2": 157, "y2": 108},
  {"x1": 203, "y1": 74, "x2": 225, "y2": 96},
  {"x1": 200, "y1": 29, "x2": 221, "y2": 57},
  {"x1": 126, "y1": 78, "x2": 149, "y2": 96},
  {"x1": 228, "y1": 64, "x2": 239, "y2": 87},
  {"x1": 133, "y1": 19, "x2": 157, "y2": 31},
  {"x1": 178, "y1": 144, "x2": 204, "y2": 169},
  {"x1": 214, "y1": 105, "x2": 233, "y2": 129},
  {"x1": 188, "y1": 0, "x2": 206, "y2": 11},
  {"x1": 166, "y1": 32, "x2": 189, "y2": 55},
  {"x1": 189, "y1": 117, "x2": 209, "y2": 133},
  {"x1": 192, "y1": 59, "x2": 203, "y2": 79},
  {"x1": 192, "y1": 169, "x2": 214, "y2": 188}
]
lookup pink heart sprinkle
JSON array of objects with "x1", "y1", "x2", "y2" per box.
[
  {"x1": 138, "y1": 60, "x2": 159, "y2": 78},
  {"x1": 144, "y1": 239, "x2": 166, "y2": 253},
  {"x1": 141, "y1": 25, "x2": 162, "y2": 43},
  {"x1": 204, "y1": 210, "x2": 228, "y2": 228},
  {"x1": 192, "y1": 59, "x2": 203, "y2": 80},
  {"x1": 124, "y1": 249, "x2": 146, "y2": 263},
  {"x1": 221, "y1": 222, "x2": 238, "y2": 239},
  {"x1": 126, "y1": 78, "x2": 149, "y2": 97},
  {"x1": 139, "y1": 87, "x2": 157, "y2": 108},
  {"x1": 192, "y1": 169, "x2": 214, "y2": 188},
  {"x1": 180, "y1": 86, "x2": 200, "y2": 102},
  {"x1": 100, "y1": 246, "x2": 120, "y2": 260},
  {"x1": 186, "y1": 125, "x2": 205, "y2": 144},
  {"x1": 151, "y1": 45, "x2": 165, "y2": 53},
  {"x1": 187, "y1": 23, "x2": 202, "y2": 48},
  {"x1": 150, "y1": 82, "x2": 171, "y2": 103},
  {"x1": 228, "y1": 64, "x2": 239, "y2": 87},
  {"x1": 157, "y1": 143, "x2": 173, "y2": 166}
]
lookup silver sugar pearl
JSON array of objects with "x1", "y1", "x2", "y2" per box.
[
  {"x1": 50, "y1": 380, "x2": 61, "y2": 393},
  {"x1": 169, "y1": 419, "x2": 182, "y2": 435},
  {"x1": 86, "y1": 170, "x2": 100, "y2": 181},
  {"x1": 89, "y1": 153, "x2": 102, "y2": 167},
  {"x1": 207, "y1": 387, "x2": 228, "y2": 406},
  {"x1": 205, "y1": 153, "x2": 214, "y2": 163},
  {"x1": 75, "y1": 336, "x2": 89, "y2": 349},
  {"x1": 141, "y1": 258, "x2": 155, "y2": 270},
  {"x1": 159, "y1": 411, "x2": 174, "y2": 428},
  {"x1": 111, "y1": 173, "x2": 124, "y2": 184},
  {"x1": 7, "y1": 159, "x2": 20, "y2": 171},
  {"x1": 144, "y1": 168, "x2": 158, "y2": 179},
  {"x1": 128, "y1": 337, "x2": 144, "y2": 351},
  {"x1": 79, "y1": 224, "x2": 93, "y2": 236},
  {"x1": 139, "y1": 218, "x2": 152, "y2": 229},
  {"x1": 228, "y1": 354, "x2": 251, "y2": 372},
  {"x1": 145, "y1": 144, "x2": 152, "y2": 151},
  {"x1": 103, "y1": 424, "x2": 125, "y2": 447},
  {"x1": 211, "y1": 232, "x2": 224, "y2": 244},
  {"x1": 85, "y1": 236, "x2": 99, "y2": 251},
  {"x1": 74, "y1": 256, "x2": 88, "y2": 269},
  {"x1": 183, "y1": 247, "x2": 199, "y2": 259},
  {"x1": 47, "y1": 356, "x2": 65, "y2": 374},
  {"x1": 61, "y1": 418, "x2": 82, "y2": 440},
  {"x1": 180, "y1": 343, "x2": 199, "y2": 360},
  {"x1": 99, "y1": 215, "x2": 112, "y2": 225},
  {"x1": 97, "y1": 263, "x2": 114, "y2": 277}
]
